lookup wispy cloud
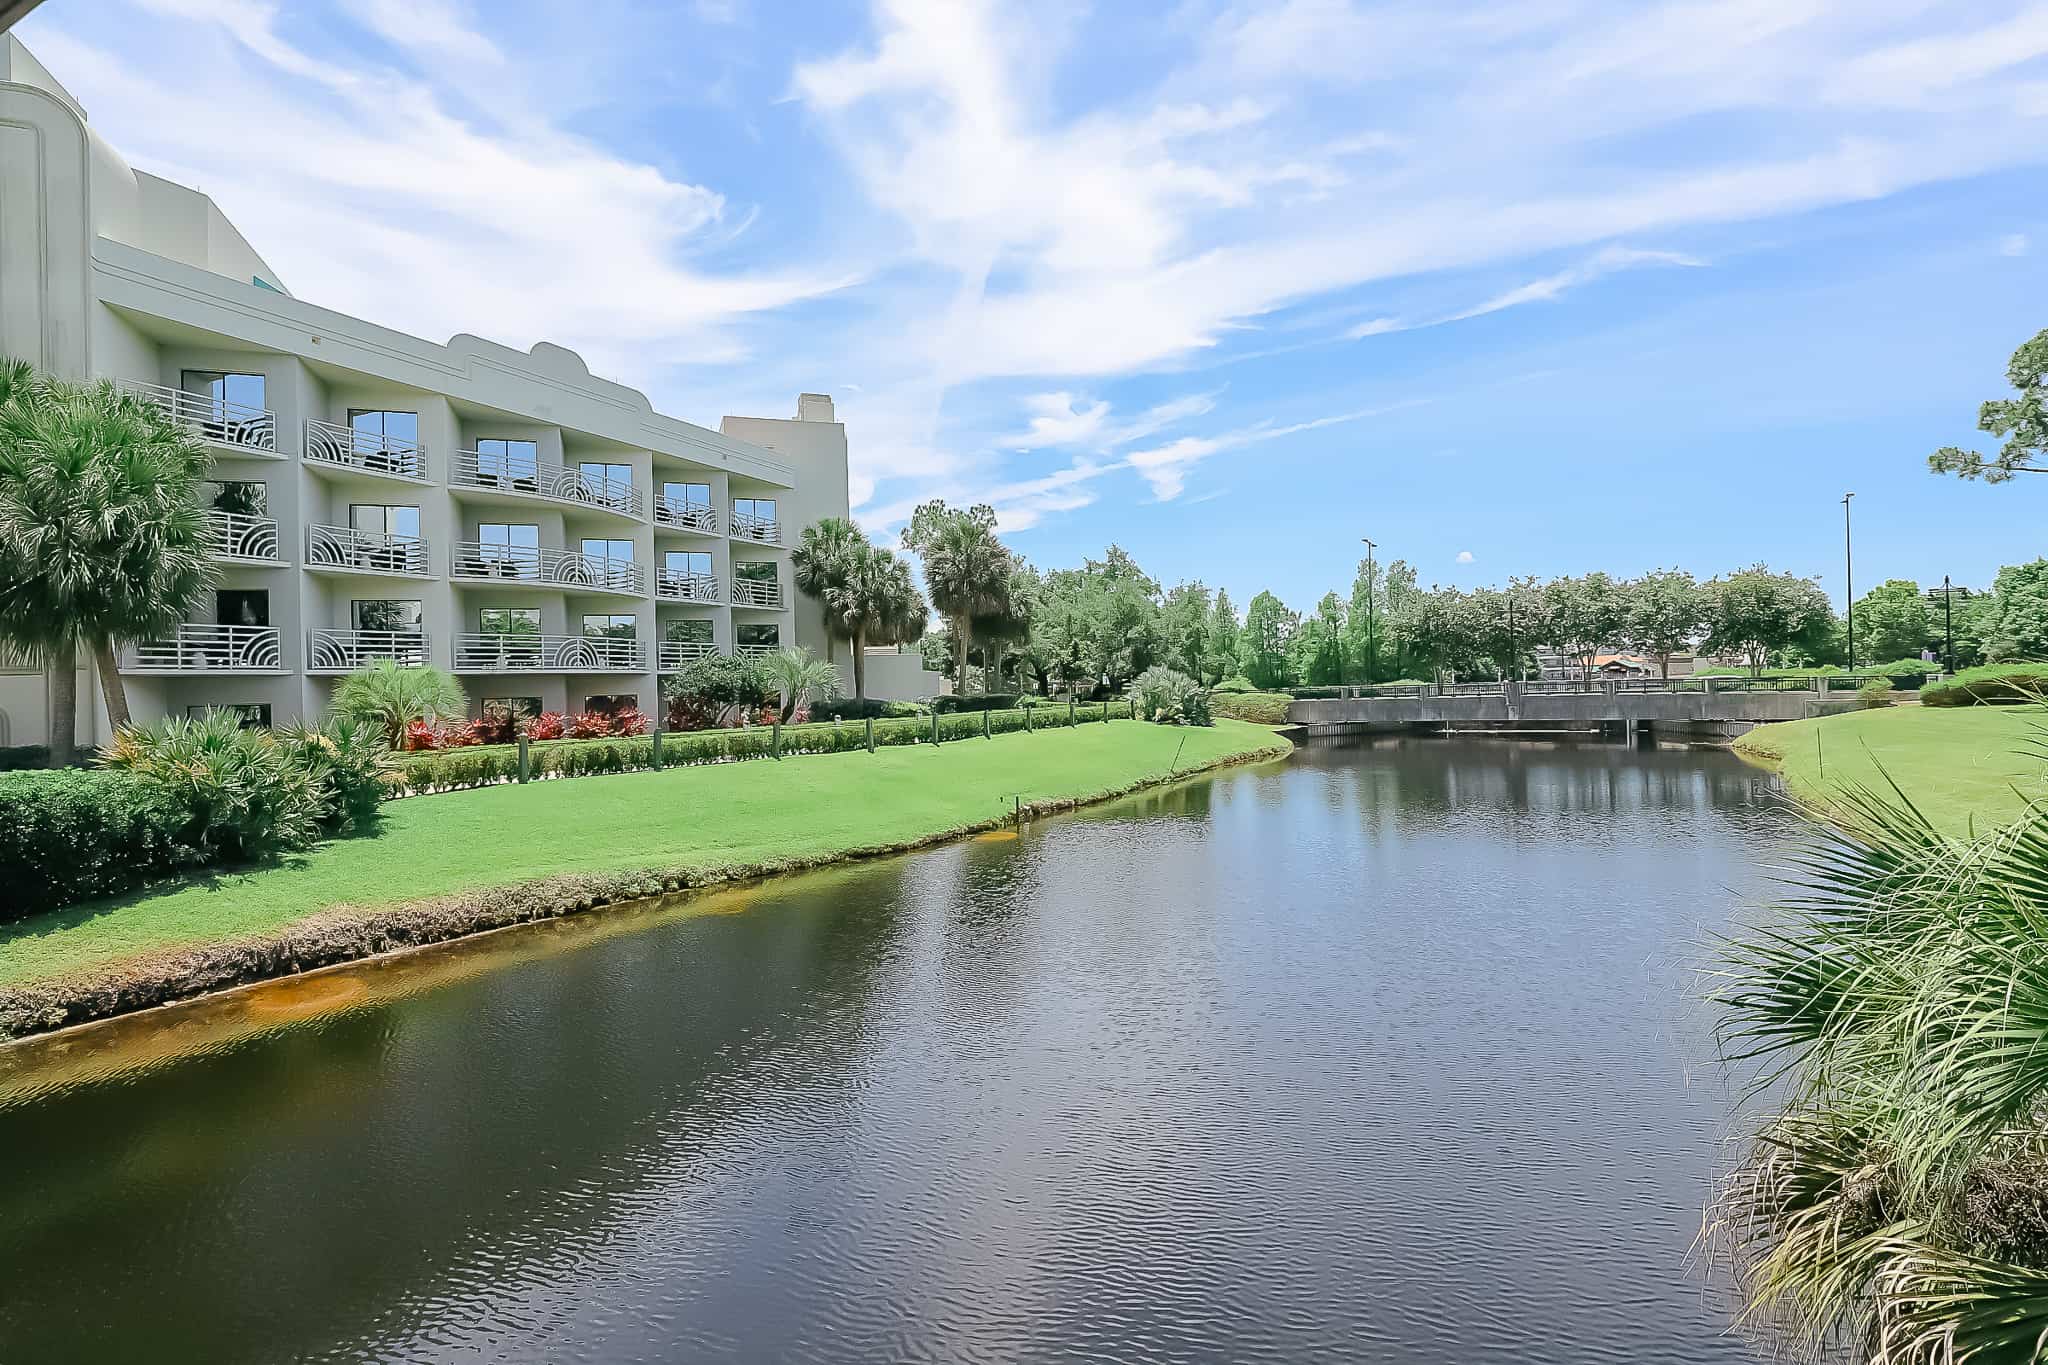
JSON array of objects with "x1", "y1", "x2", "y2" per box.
[
  {"x1": 1456, "y1": 550, "x2": 1475, "y2": 564},
  {"x1": 1445, "y1": 246, "x2": 1705, "y2": 321},
  {"x1": 2002, "y1": 232, "x2": 2032, "y2": 257}
]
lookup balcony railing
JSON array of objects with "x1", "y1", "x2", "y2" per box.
[
  {"x1": 656, "y1": 571, "x2": 720, "y2": 603},
  {"x1": 127, "y1": 624, "x2": 283, "y2": 674},
  {"x1": 735, "y1": 642, "x2": 778, "y2": 658},
  {"x1": 451, "y1": 633, "x2": 643, "y2": 673},
  {"x1": 207, "y1": 510, "x2": 282, "y2": 563},
  {"x1": 657, "y1": 640, "x2": 717, "y2": 671},
  {"x1": 124, "y1": 381, "x2": 277, "y2": 454},
  {"x1": 730, "y1": 576, "x2": 784, "y2": 608},
  {"x1": 306, "y1": 524, "x2": 433, "y2": 577},
  {"x1": 654, "y1": 496, "x2": 720, "y2": 535},
  {"x1": 730, "y1": 509, "x2": 781, "y2": 544},
  {"x1": 452, "y1": 449, "x2": 643, "y2": 518},
  {"x1": 308, "y1": 629, "x2": 430, "y2": 674},
  {"x1": 305, "y1": 418, "x2": 428, "y2": 480},
  {"x1": 450, "y1": 542, "x2": 646, "y2": 594}
]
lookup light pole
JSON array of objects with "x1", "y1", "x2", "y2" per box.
[
  {"x1": 1943, "y1": 575, "x2": 1955, "y2": 675},
  {"x1": 1842, "y1": 492, "x2": 1856, "y2": 671},
  {"x1": 1360, "y1": 537, "x2": 1376, "y2": 687}
]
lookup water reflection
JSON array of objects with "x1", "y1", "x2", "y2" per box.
[{"x1": 0, "y1": 740, "x2": 1796, "y2": 1363}]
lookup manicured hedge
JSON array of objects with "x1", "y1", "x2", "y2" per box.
[
  {"x1": 0, "y1": 745, "x2": 51, "y2": 772},
  {"x1": 931, "y1": 693, "x2": 1023, "y2": 713},
  {"x1": 0, "y1": 770, "x2": 190, "y2": 918},
  {"x1": 396, "y1": 703, "x2": 1120, "y2": 795},
  {"x1": 1922, "y1": 664, "x2": 2048, "y2": 707},
  {"x1": 1207, "y1": 691, "x2": 1293, "y2": 725},
  {"x1": 809, "y1": 698, "x2": 929, "y2": 721}
]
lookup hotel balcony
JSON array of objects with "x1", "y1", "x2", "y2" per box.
[
  {"x1": 654, "y1": 495, "x2": 720, "y2": 535},
  {"x1": 656, "y1": 640, "x2": 717, "y2": 671},
  {"x1": 730, "y1": 576, "x2": 785, "y2": 609},
  {"x1": 305, "y1": 524, "x2": 433, "y2": 577},
  {"x1": 735, "y1": 642, "x2": 778, "y2": 659},
  {"x1": 451, "y1": 449, "x2": 644, "y2": 520},
  {"x1": 124, "y1": 381, "x2": 279, "y2": 457},
  {"x1": 304, "y1": 418, "x2": 429, "y2": 482},
  {"x1": 730, "y1": 509, "x2": 781, "y2": 545},
  {"x1": 207, "y1": 510, "x2": 282, "y2": 564},
  {"x1": 451, "y1": 633, "x2": 644, "y2": 674},
  {"x1": 656, "y1": 571, "x2": 720, "y2": 603},
  {"x1": 450, "y1": 543, "x2": 646, "y2": 595},
  {"x1": 308, "y1": 629, "x2": 430, "y2": 675},
  {"x1": 126, "y1": 624, "x2": 284, "y2": 674}
]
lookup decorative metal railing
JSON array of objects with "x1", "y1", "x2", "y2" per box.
[
  {"x1": 305, "y1": 418, "x2": 427, "y2": 480},
  {"x1": 730, "y1": 509, "x2": 781, "y2": 544},
  {"x1": 306, "y1": 523, "x2": 432, "y2": 576},
  {"x1": 656, "y1": 640, "x2": 717, "y2": 671},
  {"x1": 127, "y1": 624, "x2": 283, "y2": 673},
  {"x1": 735, "y1": 642, "x2": 778, "y2": 658},
  {"x1": 451, "y1": 449, "x2": 642, "y2": 518},
  {"x1": 123, "y1": 381, "x2": 277, "y2": 454},
  {"x1": 451, "y1": 633, "x2": 643, "y2": 673},
  {"x1": 449, "y1": 542, "x2": 645, "y2": 594},
  {"x1": 730, "y1": 575, "x2": 783, "y2": 608},
  {"x1": 656, "y1": 571, "x2": 720, "y2": 603},
  {"x1": 308, "y1": 630, "x2": 430, "y2": 673},
  {"x1": 207, "y1": 510, "x2": 282, "y2": 562},
  {"x1": 654, "y1": 496, "x2": 720, "y2": 534}
]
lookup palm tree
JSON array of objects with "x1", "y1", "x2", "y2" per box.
[
  {"x1": 331, "y1": 659, "x2": 467, "y2": 745},
  {"x1": 0, "y1": 361, "x2": 215, "y2": 765},
  {"x1": 758, "y1": 646, "x2": 840, "y2": 723},
  {"x1": 795, "y1": 517, "x2": 928, "y2": 702},
  {"x1": 920, "y1": 515, "x2": 1014, "y2": 696}
]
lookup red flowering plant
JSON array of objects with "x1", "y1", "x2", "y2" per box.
[
  {"x1": 567, "y1": 710, "x2": 614, "y2": 739},
  {"x1": 524, "y1": 711, "x2": 566, "y2": 741},
  {"x1": 471, "y1": 707, "x2": 519, "y2": 746},
  {"x1": 440, "y1": 721, "x2": 482, "y2": 747},
  {"x1": 609, "y1": 706, "x2": 650, "y2": 736},
  {"x1": 401, "y1": 718, "x2": 443, "y2": 752}
]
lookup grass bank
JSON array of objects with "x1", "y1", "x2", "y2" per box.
[
  {"x1": 0, "y1": 719, "x2": 1290, "y2": 1037},
  {"x1": 1733, "y1": 704, "x2": 2047, "y2": 837}
]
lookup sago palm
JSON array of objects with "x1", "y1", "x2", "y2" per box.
[
  {"x1": 331, "y1": 659, "x2": 467, "y2": 745},
  {"x1": 0, "y1": 362, "x2": 215, "y2": 765},
  {"x1": 758, "y1": 646, "x2": 840, "y2": 722}
]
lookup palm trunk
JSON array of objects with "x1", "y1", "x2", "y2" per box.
[
  {"x1": 851, "y1": 627, "x2": 867, "y2": 702},
  {"x1": 46, "y1": 651, "x2": 78, "y2": 768},
  {"x1": 93, "y1": 637, "x2": 131, "y2": 733},
  {"x1": 955, "y1": 618, "x2": 973, "y2": 696}
]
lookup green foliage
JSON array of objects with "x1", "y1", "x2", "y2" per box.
[
  {"x1": 661, "y1": 653, "x2": 767, "y2": 726},
  {"x1": 1855, "y1": 677, "x2": 1894, "y2": 708},
  {"x1": 1288, "y1": 590, "x2": 1349, "y2": 686},
  {"x1": 1921, "y1": 664, "x2": 2048, "y2": 707},
  {"x1": 1237, "y1": 590, "x2": 1298, "y2": 689},
  {"x1": 1849, "y1": 578, "x2": 1932, "y2": 664},
  {"x1": 1212, "y1": 675, "x2": 1257, "y2": 693},
  {"x1": 1158, "y1": 581, "x2": 1213, "y2": 682},
  {"x1": 0, "y1": 770, "x2": 189, "y2": 917},
  {"x1": 904, "y1": 500, "x2": 1018, "y2": 695},
  {"x1": 808, "y1": 698, "x2": 928, "y2": 721},
  {"x1": 100, "y1": 709, "x2": 322, "y2": 860},
  {"x1": 332, "y1": 660, "x2": 468, "y2": 746},
  {"x1": 1203, "y1": 590, "x2": 1242, "y2": 686},
  {"x1": 758, "y1": 646, "x2": 841, "y2": 722},
  {"x1": 794, "y1": 517, "x2": 926, "y2": 701},
  {"x1": 1979, "y1": 559, "x2": 2048, "y2": 663},
  {"x1": 274, "y1": 714, "x2": 397, "y2": 835},
  {"x1": 0, "y1": 745, "x2": 51, "y2": 771},
  {"x1": 1929, "y1": 327, "x2": 2048, "y2": 482},
  {"x1": 1625, "y1": 568, "x2": 1709, "y2": 678},
  {"x1": 1705, "y1": 565, "x2": 1837, "y2": 676},
  {"x1": 1206, "y1": 690, "x2": 1292, "y2": 724},
  {"x1": 1543, "y1": 572, "x2": 1631, "y2": 680},
  {"x1": 1029, "y1": 547, "x2": 1163, "y2": 694},
  {"x1": 1131, "y1": 666, "x2": 1211, "y2": 726}
]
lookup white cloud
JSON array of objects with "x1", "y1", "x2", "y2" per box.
[
  {"x1": 2002, "y1": 232, "x2": 2032, "y2": 257},
  {"x1": 1446, "y1": 246, "x2": 1704, "y2": 321},
  {"x1": 1005, "y1": 390, "x2": 1218, "y2": 452},
  {"x1": 1125, "y1": 401, "x2": 1421, "y2": 500},
  {"x1": 1456, "y1": 550, "x2": 1475, "y2": 564}
]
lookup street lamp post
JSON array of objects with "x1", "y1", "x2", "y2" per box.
[
  {"x1": 1943, "y1": 575, "x2": 1955, "y2": 675},
  {"x1": 1842, "y1": 492, "x2": 1856, "y2": 671},
  {"x1": 1360, "y1": 537, "x2": 1376, "y2": 687}
]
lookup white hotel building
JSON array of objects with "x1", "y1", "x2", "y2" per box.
[{"x1": 0, "y1": 37, "x2": 935, "y2": 749}]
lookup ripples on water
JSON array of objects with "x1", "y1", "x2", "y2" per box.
[{"x1": 0, "y1": 739, "x2": 1796, "y2": 1363}]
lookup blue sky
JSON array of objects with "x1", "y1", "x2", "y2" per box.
[{"x1": 19, "y1": 0, "x2": 2048, "y2": 612}]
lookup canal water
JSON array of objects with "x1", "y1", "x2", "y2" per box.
[{"x1": 0, "y1": 739, "x2": 1793, "y2": 1364}]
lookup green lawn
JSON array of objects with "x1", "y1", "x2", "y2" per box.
[
  {"x1": 1734, "y1": 705, "x2": 2048, "y2": 837},
  {"x1": 0, "y1": 719, "x2": 1287, "y2": 989}
]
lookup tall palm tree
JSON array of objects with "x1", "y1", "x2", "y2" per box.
[
  {"x1": 921, "y1": 515, "x2": 1014, "y2": 696},
  {"x1": 796, "y1": 517, "x2": 929, "y2": 702},
  {"x1": 0, "y1": 361, "x2": 214, "y2": 765}
]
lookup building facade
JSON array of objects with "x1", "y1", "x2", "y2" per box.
[{"x1": 0, "y1": 37, "x2": 936, "y2": 749}]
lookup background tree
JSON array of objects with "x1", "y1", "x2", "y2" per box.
[
  {"x1": 1467, "y1": 578, "x2": 1551, "y2": 681},
  {"x1": 968, "y1": 560, "x2": 1038, "y2": 691},
  {"x1": 1344, "y1": 556, "x2": 1380, "y2": 683},
  {"x1": 1704, "y1": 565, "x2": 1836, "y2": 676},
  {"x1": 794, "y1": 517, "x2": 927, "y2": 702},
  {"x1": 0, "y1": 361, "x2": 216, "y2": 765},
  {"x1": 1237, "y1": 591, "x2": 1298, "y2": 689},
  {"x1": 1203, "y1": 589, "x2": 1241, "y2": 684},
  {"x1": 1158, "y1": 581, "x2": 1213, "y2": 681},
  {"x1": 1979, "y1": 558, "x2": 2048, "y2": 662},
  {"x1": 903, "y1": 501, "x2": 1014, "y2": 695},
  {"x1": 1290, "y1": 591, "x2": 1348, "y2": 685},
  {"x1": 1848, "y1": 578, "x2": 1932, "y2": 663},
  {"x1": 1929, "y1": 328, "x2": 2048, "y2": 482},
  {"x1": 1542, "y1": 572, "x2": 1630, "y2": 686},
  {"x1": 1375, "y1": 561, "x2": 1422, "y2": 679},
  {"x1": 1625, "y1": 568, "x2": 1709, "y2": 680}
]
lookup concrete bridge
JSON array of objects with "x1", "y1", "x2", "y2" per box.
[{"x1": 1288, "y1": 676, "x2": 1884, "y2": 743}]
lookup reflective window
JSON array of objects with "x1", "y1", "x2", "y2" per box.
[
  {"x1": 580, "y1": 461, "x2": 632, "y2": 490},
  {"x1": 350, "y1": 504, "x2": 421, "y2": 539},
  {"x1": 665, "y1": 619, "x2": 713, "y2": 644},
  {"x1": 182, "y1": 370, "x2": 266, "y2": 415},
  {"x1": 206, "y1": 481, "x2": 268, "y2": 515},
  {"x1": 736, "y1": 623, "x2": 780, "y2": 649},
  {"x1": 733, "y1": 496, "x2": 777, "y2": 523},
  {"x1": 349, "y1": 410, "x2": 419, "y2": 452},
  {"x1": 475, "y1": 438, "x2": 539, "y2": 481},
  {"x1": 734, "y1": 560, "x2": 777, "y2": 583},
  {"x1": 581, "y1": 538, "x2": 633, "y2": 562},
  {"x1": 480, "y1": 607, "x2": 540, "y2": 636},
  {"x1": 352, "y1": 600, "x2": 423, "y2": 632},
  {"x1": 664, "y1": 550, "x2": 712, "y2": 577},
  {"x1": 582, "y1": 614, "x2": 636, "y2": 640},
  {"x1": 662, "y1": 481, "x2": 710, "y2": 507},
  {"x1": 188, "y1": 703, "x2": 271, "y2": 729}
]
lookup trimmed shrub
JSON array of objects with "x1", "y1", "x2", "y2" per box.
[
  {"x1": 809, "y1": 698, "x2": 929, "y2": 721},
  {"x1": 0, "y1": 770, "x2": 189, "y2": 917},
  {"x1": 0, "y1": 745, "x2": 51, "y2": 772},
  {"x1": 1207, "y1": 690, "x2": 1292, "y2": 725},
  {"x1": 1922, "y1": 664, "x2": 2048, "y2": 707},
  {"x1": 1132, "y1": 666, "x2": 1212, "y2": 726},
  {"x1": 1857, "y1": 678, "x2": 1895, "y2": 709},
  {"x1": 1285, "y1": 686, "x2": 1345, "y2": 699},
  {"x1": 101, "y1": 710, "x2": 322, "y2": 860},
  {"x1": 1213, "y1": 676, "x2": 1257, "y2": 694},
  {"x1": 932, "y1": 693, "x2": 1022, "y2": 713},
  {"x1": 1867, "y1": 658, "x2": 1937, "y2": 690}
]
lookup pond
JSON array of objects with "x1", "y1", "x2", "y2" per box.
[{"x1": 0, "y1": 738, "x2": 1794, "y2": 1363}]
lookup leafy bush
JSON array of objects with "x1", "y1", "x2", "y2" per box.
[
  {"x1": 274, "y1": 714, "x2": 397, "y2": 835},
  {"x1": 662, "y1": 654, "x2": 767, "y2": 729},
  {"x1": 567, "y1": 710, "x2": 614, "y2": 739},
  {"x1": 0, "y1": 770, "x2": 190, "y2": 917},
  {"x1": 809, "y1": 697, "x2": 929, "y2": 721},
  {"x1": 1207, "y1": 690, "x2": 1292, "y2": 725},
  {"x1": 0, "y1": 744, "x2": 50, "y2": 771},
  {"x1": 1213, "y1": 676, "x2": 1257, "y2": 694},
  {"x1": 101, "y1": 709, "x2": 322, "y2": 860},
  {"x1": 1857, "y1": 678, "x2": 1895, "y2": 709},
  {"x1": 1865, "y1": 657, "x2": 1936, "y2": 689},
  {"x1": 1131, "y1": 666, "x2": 1212, "y2": 726},
  {"x1": 526, "y1": 711, "x2": 566, "y2": 740},
  {"x1": 1286, "y1": 686, "x2": 1345, "y2": 699},
  {"x1": 932, "y1": 693, "x2": 1021, "y2": 713},
  {"x1": 332, "y1": 660, "x2": 467, "y2": 746},
  {"x1": 611, "y1": 706, "x2": 650, "y2": 737},
  {"x1": 1921, "y1": 663, "x2": 2048, "y2": 707}
]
